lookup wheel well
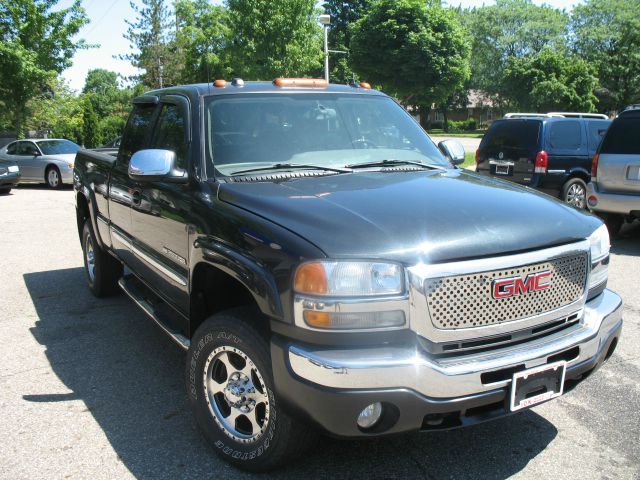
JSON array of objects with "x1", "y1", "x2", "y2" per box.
[
  {"x1": 189, "y1": 263, "x2": 265, "y2": 338},
  {"x1": 76, "y1": 193, "x2": 89, "y2": 238},
  {"x1": 44, "y1": 164, "x2": 59, "y2": 182},
  {"x1": 568, "y1": 172, "x2": 589, "y2": 184}
]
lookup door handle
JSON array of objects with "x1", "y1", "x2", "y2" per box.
[{"x1": 131, "y1": 189, "x2": 142, "y2": 205}]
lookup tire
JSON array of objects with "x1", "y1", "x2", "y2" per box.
[
  {"x1": 81, "y1": 219, "x2": 123, "y2": 297},
  {"x1": 562, "y1": 177, "x2": 587, "y2": 209},
  {"x1": 603, "y1": 213, "x2": 624, "y2": 238},
  {"x1": 186, "y1": 308, "x2": 316, "y2": 472},
  {"x1": 46, "y1": 165, "x2": 63, "y2": 189},
  {"x1": 0, "y1": 187, "x2": 10, "y2": 194}
]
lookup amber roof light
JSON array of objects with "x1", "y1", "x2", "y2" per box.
[
  {"x1": 359, "y1": 82, "x2": 371, "y2": 89},
  {"x1": 273, "y1": 78, "x2": 328, "y2": 88},
  {"x1": 213, "y1": 79, "x2": 227, "y2": 87}
]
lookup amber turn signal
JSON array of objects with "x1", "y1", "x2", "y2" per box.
[
  {"x1": 274, "y1": 78, "x2": 328, "y2": 88},
  {"x1": 213, "y1": 79, "x2": 227, "y2": 87},
  {"x1": 303, "y1": 311, "x2": 333, "y2": 328},
  {"x1": 359, "y1": 82, "x2": 371, "y2": 89},
  {"x1": 294, "y1": 262, "x2": 328, "y2": 294}
]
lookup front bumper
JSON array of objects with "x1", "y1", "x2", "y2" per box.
[
  {"x1": 586, "y1": 182, "x2": 640, "y2": 216},
  {"x1": 272, "y1": 289, "x2": 622, "y2": 437},
  {"x1": 0, "y1": 172, "x2": 20, "y2": 187}
]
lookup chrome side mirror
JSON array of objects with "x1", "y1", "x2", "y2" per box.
[
  {"x1": 438, "y1": 139, "x2": 465, "y2": 165},
  {"x1": 128, "y1": 149, "x2": 188, "y2": 183}
]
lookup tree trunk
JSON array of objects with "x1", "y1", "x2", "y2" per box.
[
  {"x1": 418, "y1": 105, "x2": 431, "y2": 130},
  {"x1": 14, "y1": 106, "x2": 22, "y2": 139},
  {"x1": 443, "y1": 109, "x2": 449, "y2": 133}
]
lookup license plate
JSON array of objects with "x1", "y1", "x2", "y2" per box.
[
  {"x1": 495, "y1": 165, "x2": 510, "y2": 175},
  {"x1": 626, "y1": 166, "x2": 640, "y2": 181},
  {"x1": 510, "y1": 361, "x2": 566, "y2": 412}
]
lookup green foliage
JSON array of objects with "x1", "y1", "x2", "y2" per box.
[
  {"x1": 122, "y1": 0, "x2": 181, "y2": 88},
  {"x1": 25, "y1": 79, "x2": 83, "y2": 144},
  {"x1": 226, "y1": 0, "x2": 323, "y2": 79},
  {"x1": 0, "y1": 0, "x2": 89, "y2": 135},
  {"x1": 98, "y1": 115, "x2": 127, "y2": 144},
  {"x1": 464, "y1": 0, "x2": 568, "y2": 102},
  {"x1": 571, "y1": 0, "x2": 640, "y2": 111},
  {"x1": 174, "y1": 0, "x2": 232, "y2": 83},
  {"x1": 350, "y1": 0, "x2": 470, "y2": 109},
  {"x1": 322, "y1": 0, "x2": 371, "y2": 82},
  {"x1": 503, "y1": 48, "x2": 599, "y2": 112},
  {"x1": 82, "y1": 98, "x2": 100, "y2": 148},
  {"x1": 448, "y1": 118, "x2": 477, "y2": 133}
]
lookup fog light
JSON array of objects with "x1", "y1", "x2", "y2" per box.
[
  {"x1": 357, "y1": 402, "x2": 382, "y2": 429},
  {"x1": 588, "y1": 195, "x2": 598, "y2": 207}
]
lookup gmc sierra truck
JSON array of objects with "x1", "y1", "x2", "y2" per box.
[{"x1": 74, "y1": 79, "x2": 623, "y2": 472}]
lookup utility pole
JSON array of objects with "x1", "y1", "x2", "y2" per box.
[{"x1": 319, "y1": 14, "x2": 331, "y2": 83}]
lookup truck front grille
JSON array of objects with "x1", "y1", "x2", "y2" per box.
[{"x1": 424, "y1": 253, "x2": 588, "y2": 330}]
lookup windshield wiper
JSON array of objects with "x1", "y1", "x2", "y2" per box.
[
  {"x1": 230, "y1": 163, "x2": 352, "y2": 176},
  {"x1": 345, "y1": 159, "x2": 446, "y2": 170}
]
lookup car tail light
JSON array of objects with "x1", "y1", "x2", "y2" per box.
[
  {"x1": 475, "y1": 149, "x2": 479, "y2": 166},
  {"x1": 534, "y1": 150, "x2": 548, "y2": 174},
  {"x1": 592, "y1": 153, "x2": 599, "y2": 179}
]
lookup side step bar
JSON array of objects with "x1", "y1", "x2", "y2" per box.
[{"x1": 118, "y1": 275, "x2": 191, "y2": 350}]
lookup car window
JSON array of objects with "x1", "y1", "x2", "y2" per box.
[
  {"x1": 480, "y1": 120, "x2": 541, "y2": 150},
  {"x1": 587, "y1": 120, "x2": 610, "y2": 152},
  {"x1": 152, "y1": 103, "x2": 187, "y2": 169},
  {"x1": 118, "y1": 104, "x2": 156, "y2": 166},
  {"x1": 6, "y1": 143, "x2": 17, "y2": 155},
  {"x1": 548, "y1": 121, "x2": 581, "y2": 150},
  {"x1": 16, "y1": 142, "x2": 40, "y2": 156},
  {"x1": 37, "y1": 140, "x2": 80, "y2": 155},
  {"x1": 600, "y1": 118, "x2": 640, "y2": 154}
]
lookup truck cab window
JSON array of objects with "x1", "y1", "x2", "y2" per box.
[
  {"x1": 152, "y1": 103, "x2": 187, "y2": 169},
  {"x1": 118, "y1": 104, "x2": 156, "y2": 166}
]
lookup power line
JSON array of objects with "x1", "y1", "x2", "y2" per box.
[{"x1": 83, "y1": 0, "x2": 121, "y2": 38}]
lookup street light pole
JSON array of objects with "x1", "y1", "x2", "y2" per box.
[{"x1": 319, "y1": 14, "x2": 331, "y2": 83}]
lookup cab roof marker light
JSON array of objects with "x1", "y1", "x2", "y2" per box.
[
  {"x1": 359, "y1": 82, "x2": 371, "y2": 89},
  {"x1": 232, "y1": 78, "x2": 244, "y2": 87},
  {"x1": 213, "y1": 79, "x2": 227, "y2": 88}
]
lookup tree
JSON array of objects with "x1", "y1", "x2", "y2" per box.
[
  {"x1": 503, "y1": 49, "x2": 598, "y2": 112},
  {"x1": 82, "y1": 68, "x2": 121, "y2": 117},
  {"x1": 321, "y1": 0, "x2": 371, "y2": 82},
  {"x1": 121, "y1": 0, "x2": 181, "y2": 88},
  {"x1": 571, "y1": 0, "x2": 640, "y2": 111},
  {"x1": 82, "y1": 98, "x2": 100, "y2": 148},
  {"x1": 464, "y1": 0, "x2": 568, "y2": 102},
  {"x1": 0, "y1": 0, "x2": 89, "y2": 135},
  {"x1": 349, "y1": 0, "x2": 470, "y2": 126},
  {"x1": 174, "y1": 0, "x2": 231, "y2": 84},
  {"x1": 226, "y1": 0, "x2": 323, "y2": 80}
]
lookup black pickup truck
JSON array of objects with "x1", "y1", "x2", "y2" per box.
[{"x1": 74, "y1": 79, "x2": 622, "y2": 472}]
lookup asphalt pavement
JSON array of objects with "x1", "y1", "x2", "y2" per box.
[{"x1": 1, "y1": 185, "x2": 638, "y2": 480}]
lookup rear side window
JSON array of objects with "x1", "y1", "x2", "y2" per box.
[
  {"x1": 6, "y1": 143, "x2": 17, "y2": 155},
  {"x1": 548, "y1": 121, "x2": 581, "y2": 150},
  {"x1": 481, "y1": 121, "x2": 541, "y2": 150},
  {"x1": 600, "y1": 118, "x2": 640, "y2": 154},
  {"x1": 118, "y1": 104, "x2": 156, "y2": 165},
  {"x1": 587, "y1": 120, "x2": 610, "y2": 151},
  {"x1": 152, "y1": 103, "x2": 187, "y2": 169}
]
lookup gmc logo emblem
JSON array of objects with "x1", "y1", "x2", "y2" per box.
[{"x1": 492, "y1": 271, "x2": 551, "y2": 299}]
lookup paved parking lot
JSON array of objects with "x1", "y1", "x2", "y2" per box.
[{"x1": 1, "y1": 186, "x2": 639, "y2": 480}]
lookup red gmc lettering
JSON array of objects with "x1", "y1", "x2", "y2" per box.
[{"x1": 492, "y1": 271, "x2": 552, "y2": 299}]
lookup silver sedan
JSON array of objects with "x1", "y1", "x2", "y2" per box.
[{"x1": 0, "y1": 139, "x2": 80, "y2": 188}]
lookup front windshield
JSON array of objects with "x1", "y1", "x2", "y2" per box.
[
  {"x1": 37, "y1": 140, "x2": 80, "y2": 155},
  {"x1": 204, "y1": 93, "x2": 448, "y2": 176}
]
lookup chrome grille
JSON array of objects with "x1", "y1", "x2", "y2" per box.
[{"x1": 425, "y1": 253, "x2": 588, "y2": 330}]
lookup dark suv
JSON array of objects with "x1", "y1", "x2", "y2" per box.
[{"x1": 476, "y1": 115, "x2": 611, "y2": 208}]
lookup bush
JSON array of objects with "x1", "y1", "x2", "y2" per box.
[
  {"x1": 98, "y1": 116, "x2": 126, "y2": 146},
  {"x1": 448, "y1": 118, "x2": 477, "y2": 132},
  {"x1": 430, "y1": 120, "x2": 444, "y2": 130}
]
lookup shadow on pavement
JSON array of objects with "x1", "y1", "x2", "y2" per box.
[
  {"x1": 24, "y1": 267, "x2": 557, "y2": 480},
  {"x1": 610, "y1": 220, "x2": 640, "y2": 257}
]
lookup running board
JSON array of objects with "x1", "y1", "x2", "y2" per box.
[{"x1": 118, "y1": 275, "x2": 191, "y2": 350}]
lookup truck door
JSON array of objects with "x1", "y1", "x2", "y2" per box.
[
  {"x1": 130, "y1": 95, "x2": 191, "y2": 316},
  {"x1": 108, "y1": 101, "x2": 157, "y2": 266}
]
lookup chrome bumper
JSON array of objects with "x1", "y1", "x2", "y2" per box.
[
  {"x1": 586, "y1": 182, "x2": 640, "y2": 215},
  {"x1": 288, "y1": 289, "x2": 622, "y2": 399}
]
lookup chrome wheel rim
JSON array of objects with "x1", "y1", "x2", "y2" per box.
[
  {"x1": 85, "y1": 234, "x2": 95, "y2": 282},
  {"x1": 566, "y1": 183, "x2": 585, "y2": 208},
  {"x1": 48, "y1": 169, "x2": 59, "y2": 188},
  {"x1": 203, "y1": 345, "x2": 270, "y2": 444}
]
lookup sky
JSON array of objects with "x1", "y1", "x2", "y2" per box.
[{"x1": 60, "y1": 0, "x2": 584, "y2": 92}]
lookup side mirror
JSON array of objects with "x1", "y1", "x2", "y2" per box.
[
  {"x1": 438, "y1": 139, "x2": 465, "y2": 166},
  {"x1": 128, "y1": 149, "x2": 188, "y2": 183}
]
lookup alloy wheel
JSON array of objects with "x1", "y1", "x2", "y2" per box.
[{"x1": 566, "y1": 183, "x2": 586, "y2": 208}]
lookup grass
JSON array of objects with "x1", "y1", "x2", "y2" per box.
[
  {"x1": 460, "y1": 152, "x2": 476, "y2": 169},
  {"x1": 428, "y1": 129, "x2": 485, "y2": 138}
]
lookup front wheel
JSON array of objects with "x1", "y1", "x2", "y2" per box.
[
  {"x1": 562, "y1": 178, "x2": 587, "y2": 209},
  {"x1": 46, "y1": 166, "x2": 62, "y2": 189},
  {"x1": 186, "y1": 309, "x2": 315, "y2": 472}
]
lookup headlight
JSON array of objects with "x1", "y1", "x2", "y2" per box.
[
  {"x1": 294, "y1": 261, "x2": 404, "y2": 296},
  {"x1": 7, "y1": 165, "x2": 19, "y2": 173},
  {"x1": 588, "y1": 224, "x2": 609, "y2": 293}
]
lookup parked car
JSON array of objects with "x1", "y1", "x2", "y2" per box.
[
  {"x1": 476, "y1": 114, "x2": 611, "y2": 208},
  {"x1": 587, "y1": 105, "x2": 640, "y2": 234},
  {"x1": 74, "y1": 80, "x2": 621, "y2": 472},
  {"x1": 0, "y1": 158, "x2": 20, "y2": 194},
  {"x1": 92, "y1": 136, "x2": 121, "y2": 156},
  {"x1": 0, "y1": 138, "x2": 80, "y2": 188}
]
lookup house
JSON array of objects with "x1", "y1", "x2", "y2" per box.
[{"x1": 428, "y1": 90, "x2": 503, "y2": 128}]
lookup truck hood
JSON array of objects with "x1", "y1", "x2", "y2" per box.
[{"x1": 218, "y1": 170, "x2": 601, "y2": 264}]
